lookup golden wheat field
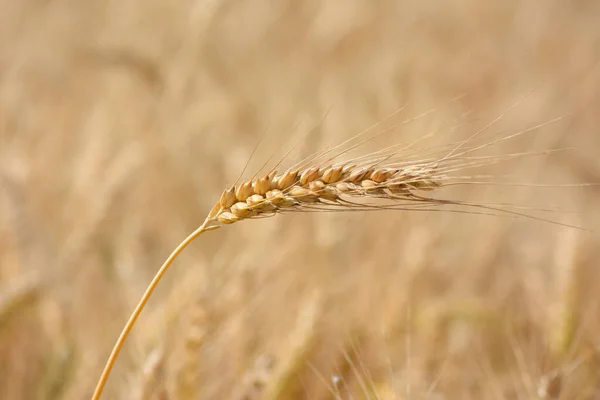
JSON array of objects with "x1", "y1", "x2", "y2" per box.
[{"x1": 2, "y1": 1, "x2": 600, "y2": 399}]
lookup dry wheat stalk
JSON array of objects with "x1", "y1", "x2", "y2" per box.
[
  {"x1": 91, "y1": 161, "x2": 445, "y2": 400},
  {"x1": 91, "y1": 103, "x2": 586, "y2": 399}
]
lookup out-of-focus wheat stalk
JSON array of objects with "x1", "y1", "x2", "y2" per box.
[{"x1": 176, "y1": 297, "x2": 208, "y2": 400}]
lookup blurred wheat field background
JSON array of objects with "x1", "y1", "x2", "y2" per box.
[{"x1": 1, "y1": 0, "x2": 600, "y2": 399}]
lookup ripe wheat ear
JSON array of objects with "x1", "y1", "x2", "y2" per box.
[
  {"x1": 90, "y1": 156, "x2": 446, "y2": 398},
  {"x1": 91, "y1": 105, "x2": 585, "y2": 399}
]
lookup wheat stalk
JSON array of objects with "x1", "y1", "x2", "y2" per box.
[
  {"x1": 91, "y1": 104, "x2": 580, "y2": 399},
  {"x1": 90, "y1": 159, "x2": 443, "y2": 398}
]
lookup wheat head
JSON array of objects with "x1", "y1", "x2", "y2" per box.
[
  {"x1": 91, "y1": 154, "x2": 447, "y2": 398},
  {"x1": 211, "y1": 161, "x2": 441, "y2": 225}
]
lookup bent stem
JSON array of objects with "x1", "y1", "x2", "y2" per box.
[{"x1": 92, "y1": 217, "x2": 218, "y2": 400}]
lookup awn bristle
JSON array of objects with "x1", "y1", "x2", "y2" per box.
[{"x1": 211, "y1": 162, "x2": 441, "y2": 225}]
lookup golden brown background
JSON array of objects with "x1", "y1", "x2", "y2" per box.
[{"x1": 1, "y1": 0, "x2": 600, "y2": 399}]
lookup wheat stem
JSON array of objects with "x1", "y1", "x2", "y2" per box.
[{"x1": 91, "y1": 218, "x2": 219, "y2": 400}]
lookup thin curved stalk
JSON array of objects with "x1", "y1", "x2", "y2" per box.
[{"x1": 92, "y1": 218, "x2": 218, "y2": 400}]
